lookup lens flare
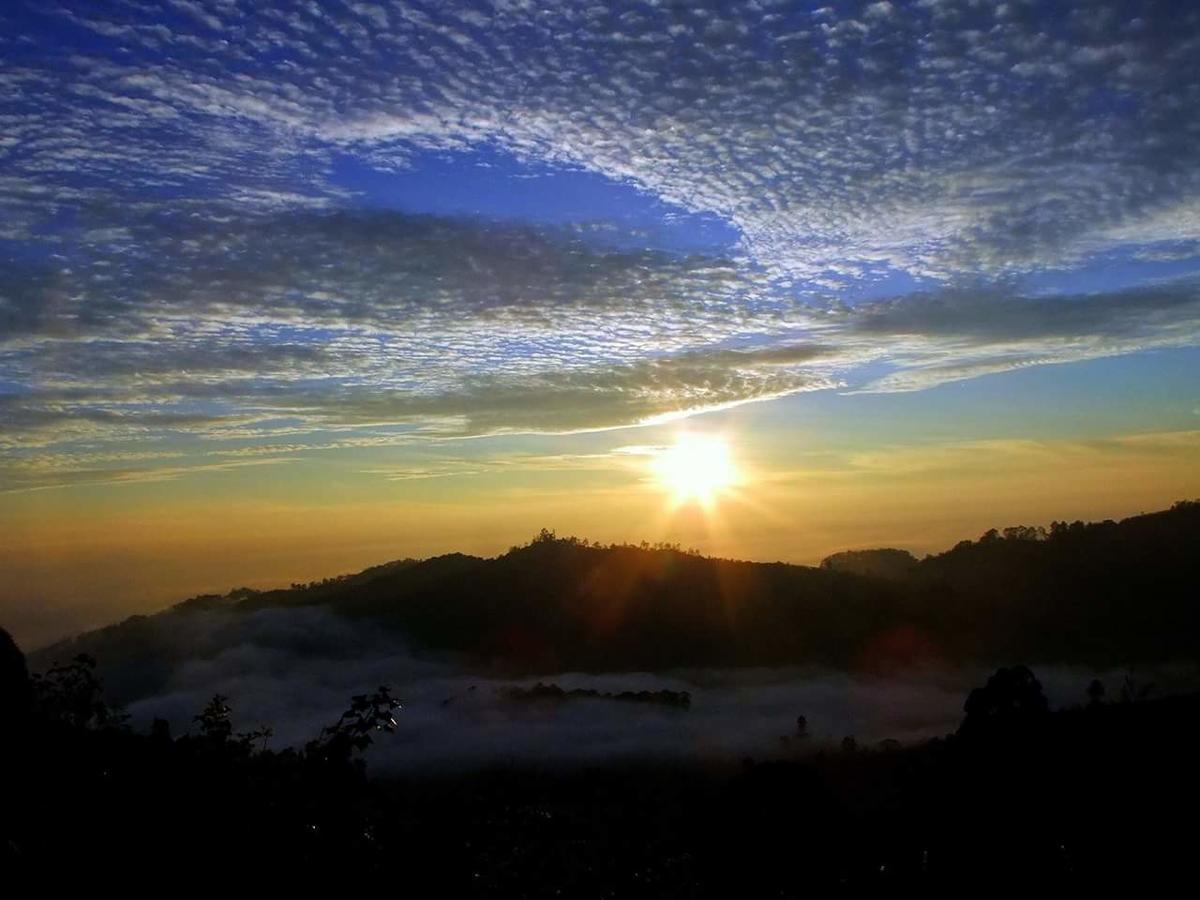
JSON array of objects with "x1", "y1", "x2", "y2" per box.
[{"x1": 653, "y1": 434, "x2": 739, "y2": 508}]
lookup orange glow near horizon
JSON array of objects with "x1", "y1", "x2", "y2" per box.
[{"x1": 3, "y1": 426, "x2": 1199, "y2": 651}]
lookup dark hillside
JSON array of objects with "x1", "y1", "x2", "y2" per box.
[
  {"x1": 30, "y1": 502, "x2": 1200, "y2": 701},
  {"x1": 909, "y1": 500, "x2": 1200, "y2": 661}
]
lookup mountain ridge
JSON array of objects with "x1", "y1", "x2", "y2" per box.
[{"x1": 28, "y1": 501, "x2": 1200, "y2": 704}]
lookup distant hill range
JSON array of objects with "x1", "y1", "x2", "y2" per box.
[{"x1": 29, "y1": 501, "x2": 1200, "y2": 700}]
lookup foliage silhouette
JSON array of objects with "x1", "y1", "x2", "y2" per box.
[
  {"x1": 4, "y1": 635, "x2": 1200, "y2": 890},
  {"x1": 306, "y1": 686, "x2": 401, "y2": 765},
  {"x1": 959, "y1": 665, "x2": 1049, "y2": 737},
  {"x1": 30, "y1": 653, "x2": 128, "y2": 731},
  {"x1": 193, "y1": 693, "x2": 273, "y2": 755},
  {"x1": 3, "y1": 634, "x2": 407, "y2": 883}
]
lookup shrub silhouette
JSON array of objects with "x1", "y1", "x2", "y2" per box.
[
  {"x1": 30, "y1": 653, "x2": 128, "y2": 730},
  {"x1": 305, "y1": 686, "x2": 402, "y2": 765},
  {"x1": 960, "y1": 665, "x2": 1049, "y2": 737},
  {"x1": 5, "y1": 633, "x2": 1200, "y2": 888}
]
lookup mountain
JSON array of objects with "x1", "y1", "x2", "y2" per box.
[{"x1": 28, "y1": 501, "x2": 1200, "y2": 703}]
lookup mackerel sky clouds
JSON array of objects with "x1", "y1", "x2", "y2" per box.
[{"x1": 2, "y1": 0, "x2": 1199, "y2": 491}]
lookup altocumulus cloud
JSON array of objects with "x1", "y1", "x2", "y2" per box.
[
  {"x1": 1, "y1": 1, "x2": 1199, "y2": 484},
  {"x1": 5, "y1": 1, "x2": 1200, "y2": 275}
]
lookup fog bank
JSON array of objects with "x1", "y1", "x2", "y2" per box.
[{"x1": 119, "y1": 607, "x2": 1197, "y2": 771}]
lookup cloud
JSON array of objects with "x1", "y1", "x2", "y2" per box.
[
  {"x1": 842, "y1": 277, "x2": 1200, "y2": 391},
  {"x1": 0, "y1": 211, "x2": 767, "y2": 344},
  {"x1": 830, "y1": 430, "x2": 1200, "y2": 480},
  {"x1": 0, "y1": 454, "x2": 295, "y2": 494},
  {"x1": 3, "y1": 221, "x2": 1197, "y2": 481},
  {"x1": 2, "y1": 2, "x2": 1200, "y2": 482},
  {"x1": 851, "y1": 279, "x2": 1200, "y2": 343},
  {"x1": 0, "y1": 208, "x2": 839, "y2": 476},
  {"x1": 5, "y1": 1, "x2": 1198, "y2": 278}
]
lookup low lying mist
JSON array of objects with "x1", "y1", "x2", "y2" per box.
[{"x1": 116, "y1": 606, "x2": 1198, "y2": 772}]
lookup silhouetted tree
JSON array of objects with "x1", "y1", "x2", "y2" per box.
[
  {"x1": 1002, "y1": 525, "x2": 1047, "y2": 541},
  {"x1": 195, "y1": 693, "x2": 234, "y2": 743},
  {"x1": 0, "y1": 627, "x2": 32, "y2": 732},
  {"x1": 960, "y1": 665, "x2": 1049, "y2": 736},
  {"x1": 31, "y1": 653, "x2": 127, "y2": 730},
  {"x1": 306, "y1": 686, "x2": 402, "y2": 765},
  {"x1": 190, "y1": 693, "x2": 273, "y2": 757}
]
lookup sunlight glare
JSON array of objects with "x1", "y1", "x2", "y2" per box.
[{"x1": 653, "y1": 434, "x2": 739, "y2": 508}]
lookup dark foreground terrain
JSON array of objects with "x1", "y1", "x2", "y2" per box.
[
  {"x1": 6, "y1": 502, "x2": 1200, "y2": 890},
  {"x1": 3, "y1": 641, "x2": 1197, "y2": 893}
]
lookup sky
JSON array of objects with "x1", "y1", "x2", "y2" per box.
[{"x1": 2, "y1": 0, "x2": 1199, "y2": 648}]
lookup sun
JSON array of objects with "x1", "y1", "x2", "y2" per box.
[{"x1": 653, "y1": 433, "x2": 739, "y2": 508}]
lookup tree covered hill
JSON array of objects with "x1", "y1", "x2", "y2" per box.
[{"x1": 29, "y1": 501, "x2": 1200, "y2": 701}]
